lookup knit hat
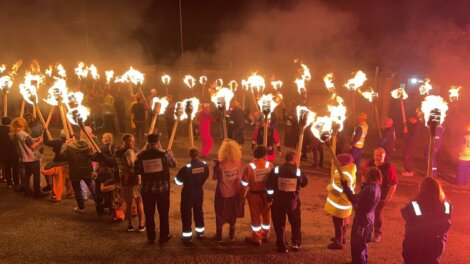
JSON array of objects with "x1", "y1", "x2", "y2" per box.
[{"x1": 147, "y1": 133, "x2": 160, "y2": 143}]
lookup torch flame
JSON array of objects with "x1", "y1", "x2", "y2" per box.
[
  {"x1": 199, "y1": 76, "x2": 207, "y2": 86},
  {"x1": 56, "y1": 64, "x2": 66, "y2": 79},
  {"x1": 88, "y1": 64, "x2": 100, "y2": 80},
  {"x1": 300, "y1": 64, "x2": 311, "y2": 81},
  {"x1": 176, "y1": 97, "x2": 200, "y2": 121},
  {"x1": 216, "y1": 79, "x2": 224, "y2": 88},
  {"x1": 328, "y1": 97, "x2": 347, "y2": 131},
  {"x1": 211, "y1": 87, "x2": 234, "y2": 111},
  {"x1": 105, "y1": 70, "x2": 114, "y2": 84},
  {"x1": 448, "y1": 86, "x2": 461, "y2": 102},
  {"x1": 345, "y1": 70, "x2": 367, "y2": 91},
  {"x1": 44, "y1": 79, "x2": 68, "y2": 106},
  {"x1": 19, "y1": 83, "x2": 38, "y2": 105},
  {"x1": 161, "y1": 74, "x2": 171, "y2": 85},
  {"x1": 246, "y1": 73, "x2": 265, "y2": 94},
  {"x1": 421, "y1": 95, "x2": 448, "y2": 127},
  {"x1": 323, "y1": 73, "x2": 335, "y2": 92},
  {"x1": 359, "y1": 87, "x2": 378, "y2": 103},
  {"x1": 115, "y1": 67, "x2": 144, "y2": 85},
  {"x1": 296, "y1": 106, "x2": 316, "y2": 129},
  {"x1": 391, "y1": 86, "x2": 409, "y2": 100},
  {"x1": 0, "y1": 76, "x2": 13, "y2": 93},
  {"x1": 0, "y1": 64, "x2": 6, "y2": 74},
  {"x1": 229, "y1": 80, "x2": 238, "y2": 92},
  {"x1": 295, "y1": 78, "x2": 306, "y2": 95},
  {"x1": 75, "y1": 62, "x2": 89, "y2": 80},
  {"x1": 419, "y1": 78, "x2": 432, "y2": 95},
  {"x1": 64, "y1": 91, "x2": 89, "y2": 125},
  {"x1": 151, "y1": 96, "x2": 170, "y2": 115},
  {"x1": 183, "y1": 75, "x2": 196, "y2": 89},
  {"x1": 310, "y1": 116, "x2": 334, "y2": 142},
  {"x1": 45, "y1": 66, "x2": 53, "y2": 77},
  {"x1": 257, "y1": 94, "x2": 279, "y2": 119},
  {"x1": 271, "y1": 80, "x2": 283, "y2": 91},
  {"x1": 9, "y1": 60, "x2": 23, "y2": 76}
]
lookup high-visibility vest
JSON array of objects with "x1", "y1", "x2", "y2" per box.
[
  {"x1": 353, "y1": 122, "x2": 368, "y2": 149},
  {"x1": 459, "y1": 136, "x2": 470, "y2": 161},
  {"x1": 411, "y1": 200, "x2": 452, "y2": 216},
  {"x1": 324, "y1": 163, "x2": 356, "y2": 218}
]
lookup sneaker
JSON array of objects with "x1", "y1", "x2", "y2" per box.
[
  {"x1": 401, "y1": 172, "x2": 414, "y2": 177},
  {"x1": 159, "y1": 235, "x2": 172, "y2": 244},
  {"x1": 181, "y1": 236, "x2": 193, "y2": 243},
  {"x1": 74, "y1": 207, "x2": 85, "y2": 213},
  {"x1": 127, "y1": 226, "x2": 134, "y2": 232},
  {"x1": 138, "y1": 226, "x2": 146, "y2": 232},
  {"x1": 327, "y1": 242, "x2": 343, "y2": 250},
  {"x1": 290, "y1": 243, "x2": 301, "y2": 252},
  {"x1": 374, "y1": 235, "x2": 382, "y2": 242}
]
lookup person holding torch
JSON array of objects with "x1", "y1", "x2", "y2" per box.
[
  {"x1": 349, "y1": 113, "x2": 368, "y2": 179},
  {"x1": 252, "y1": 94, "x2": 281, "y2": 162}
]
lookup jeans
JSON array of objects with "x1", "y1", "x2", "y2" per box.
[
  {"x1": 71, "y1": 178, "x2": 96, "y2": 209},
  {"x1": 142, "y1": 191, "x2": 170, "y2": 242},
  {"x1": 23, "y1": 161, "x2": 41, "y2": 195}
]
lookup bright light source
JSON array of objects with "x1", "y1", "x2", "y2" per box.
[{"x1": 410, "y1": 78, "x2": 418, "y2": 84}]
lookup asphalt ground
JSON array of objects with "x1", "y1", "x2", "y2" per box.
[{"x1": 1, "y1": 126, "x2": 469, "y2": 264}]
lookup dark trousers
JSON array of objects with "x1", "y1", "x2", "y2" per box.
[
  {"x1": 103, "y1": 114, "x2": 115, "y2": 133},
  {"x1": 374, "y1": 200, "x2": 386, "y2": 236},
  {"x1": 95, "y1": 174, "x2": 114, "y2": 214},
  {"x1": 333, "y1": 216, "x2": 349, "y2": 243},
  {"x1": 312, "y1": 141, "x2": 324, "y2": 167},
  {"x1": 117, "y1": 112, "x2": 126, "y2": 133},
  {"x1": 180, "y1": 194, "x2": 204, "y2": 234},
  {"x1": 231, "y1": 126, "x2": 244, "y2": 144},
  {"x1": 142, "y1": 191, "x2": 170, "y2": 241},
  {"x1": 351, "y1": 222, "x2": 372, "y2": 264},
  {"x1": 271, "y1": 199, "x2": 302, "y2": 248},
  {"x1": 134, "y1": 122, "x2": 145, "y2": 145},
  {"x1": 403, "y1": 145, "x2": 415, "y2": 173},
  {"x1": 23, "y1": 161, "x2": 41, "y2": 195},
  {"x1": 3, "y1": 157, "x2": 19, "y2": 186},
  {"x1": 71, "y1": 178, "x2": 96, "y2": 209},
  {"x1": 349, "y1": 146, "x2": 363, "y2": 178}
]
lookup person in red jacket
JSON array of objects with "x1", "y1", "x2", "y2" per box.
[{"x1": 198, "y1": 104, "x2": 216, "y2": 158}]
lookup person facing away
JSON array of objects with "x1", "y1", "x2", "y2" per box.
[
  {"x1": 378, "y1": 118, "x2": 396, "y2": 163},
  {"x1": 349, "y1": 113, "x2": 368, "y2": 179},
  {"x1": 341, "y1": 167, "x2": 382, "y2": 264},
  {"x1": 174, "y1": 147, "x2": 209, "y2": 243},
  {"x1": 401, "y1": 177, "x2": 452, "y2": 264},
  {"x1": 266, "y1": 150, "x2": 308, "y2": 253}
]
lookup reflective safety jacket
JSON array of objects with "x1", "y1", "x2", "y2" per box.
[
  {"x1": 266, "y1": 163, "x2": 308, "y2": 202},
  {"x1": 324, "y1": 163, "x2": 356, "y2": 218},
  {"x1": 241, "y1": 158, "x2": 274, "y2": 192},
  {"x1": 352, "y1": 122, "x2": 368, "y2": 149},
  {"x1": 174, "y1": 159, "x2": 209, "y2": 197}
]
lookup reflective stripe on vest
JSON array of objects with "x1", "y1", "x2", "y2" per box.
[
  {"x1": 327, "y1": 197, "x2": 352, "y2": 210},
  {"x1": 186, "y1": 163, "x2": 192, "y2": 168},
  {"x1": 241, "y1": 180, "x2": 249, "y2": 187},
  {"x1": 274, "y1": 166, "x2": 279, "y2": 174},
  {"x1": 412, "y1": 201, "x2": 422, "y2": 216},
  {"x1": 444, "y1": 201, "x2": 450, "y2": 215},
  {"x1": 265, "y1": 161, "x2": 270, "y2": 168},
  {"x1": 296, "y1": 168, "x2": 301, "y2": 177},
  {"x1": 174, "y1": 177, "x2": 184, "y2": 186},
  {"x1": 249, "y1": 163, "x2": 256, "y2": 170},
  {"x1": 354, "y1": 123, "x2": 368, "y2": 148},
  {"x1": 331, "y1": 171, "x2": 354, "y2": 193}
]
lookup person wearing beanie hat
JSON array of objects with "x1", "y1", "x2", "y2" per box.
[
  {"x1": 135, "y1": 133, "x2": 176, "y2": 244},
  {"x1": 349, "y1": 113, "x2": 368, "y2": 179},
  {"x1": 325, "y1": 153, "x2": 356, "y2": 250}
]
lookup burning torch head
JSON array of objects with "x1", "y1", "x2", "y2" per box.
[
  {"x1": 0, "y1": 76, "x2": 13, "y2": 93},
  {"x1": 199, "y1": 76, "x2": 207, "y2": 86},
  {"x1": 19, "y1": 83, "x2": 38, "y2": 105},
  {"x1": 421, "y1": 95, "x2": 448, "y2": 133},
  {"x1": 296, "y1": 106, "x2": 316, "y2": 129},
  {"x1": 258, "y1": 94, "x2": 278, "y2": 119},
  {"x1": 185, "y1": 100, "x2": 194, "y2": 116},
  {"x1": 311, "y1": 116, "x2": 333, "y2": 143},
  {"x1": 211, "y1": 87, "x2": 234, "y2": 111}
]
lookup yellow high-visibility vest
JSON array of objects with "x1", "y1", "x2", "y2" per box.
[
  {"x1": 324, "y1": 163, "x2": 357, "y2": 218},
  {"x1": 353, "y1": 122, "x2": 368, "y2": 149}
]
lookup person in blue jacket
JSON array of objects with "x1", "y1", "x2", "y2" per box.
[
  {"x1": 341, "y1": 167, "x2": 382, "y2": 264},
  {"x1": 401, "y1": 177, "x2": 452, "y2": 264},
  {"x1": 174, "y1": 148, "x2": 210, "y2": 243}
]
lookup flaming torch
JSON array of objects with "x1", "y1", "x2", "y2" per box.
[
  {"x1": 421, "y1": 95, "x2": 448, "y2": 177},
  {"x1": 115, "y1": 67, "x2": 144, "y2": 97},
  {"x1": 295, "y1": 106, "x2": 316, "y2": 166},
  {"x1": 229, "y1": 80, "x2": 238, "y2": 92},
  {"x1": 0, "y1": 75, "x2": 13, "y2": 117},
  {"x1": 0, "y1": 64, "x2": 6, "y2": 74},
  {"x1": 323, "y1": 73, "x2": 335, "y2": 93},
  {"x1": 88, "y1": 64, "x2": 100, "y2": 92},
  {"x1": 162, "y1": 74, "x2": 171, "y2": 96},
  {"x1": 74, "y1": 62, "x2": 88, "y2": 88},
  {"x1": 44, "y1": 79, "x2": 71, "y2": 139},
  {"x1": 419, "y1": 78, "x2": 432, "y2": 95},
  {"x1": 327, "y1": 97, "x2": 347, "y2": 175},
  {"x1": 211, "y1": 87, "x2": 234, "y2": 139},
  {"x1": 105, "y1": 70, "x2": 114, "y2": 88},
  {"x1": 183, "y1": 97, "x2": 200, "y2": 147},
  {"x1": 391, "y1": 84, "x2": 409, "y2": 133},
  {"x1": 359, "y1": 86, "x2": 381, "y2": 137},
  {"x1": 167, "y1": 101, "x2": 184, "y2": 151},
  {"x1": 183, "y1": 75, "x2": 196, "y2": 96},
  {"x1": 64, "y1": 92, "x2": 101, "y2": 153},
  {"x1": 199, "y1": 75, "x2": 207, "y2": 101},
  {"x1": 19, "y1": 80, "x2": 52, "y2": 140},
  {"x1": 344, "y1": 70, "x2": 367, "y2": 112},
  {"x1": 448, "y1": 86, "x2": 461, "y2": 103},
  {"x1": 257, "y1": 94, "x2": 280, "y2": 146},
  {"x1": 148, "y1": 96, "x2": 169, "y2": 134},
  {"x1": 246, "y1": 73, "x2": 265, "y2": 110}
]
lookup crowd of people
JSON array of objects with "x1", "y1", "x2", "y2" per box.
[{"x1": 0, "y1": 87, "x2": 465, "y2": 264}]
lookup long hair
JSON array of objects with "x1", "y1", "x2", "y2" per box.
[
  {"x1": 9, "y1": 117, "x2": 29, "y2": 140},
  {"x1": 415, "y1": 177, "x2": 446, "y2": 207},
  {"x1": 218, "y1": 139, "x2": 241, "y2": 163}
]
